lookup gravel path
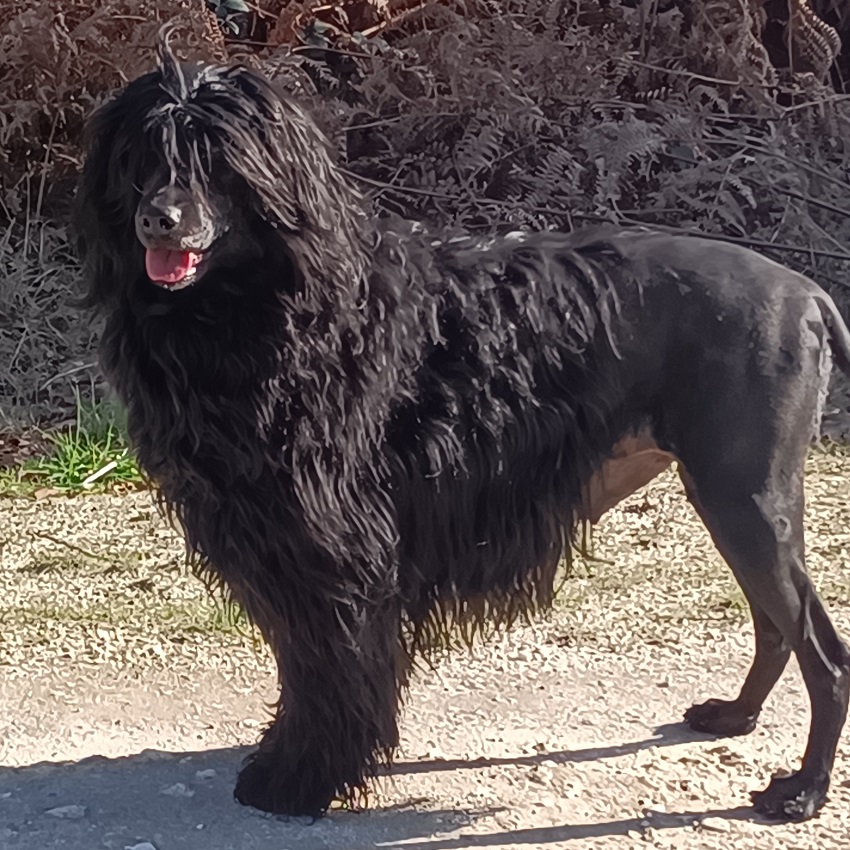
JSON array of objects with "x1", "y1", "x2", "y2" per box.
[{"x1": 2, "y1": 450, "x2": 850, "y2": 849}]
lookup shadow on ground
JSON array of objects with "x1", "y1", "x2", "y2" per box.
[
  {"x1": 393, "y1": 722, "x2": 711, "y2": 775},
  {"x1": 0, "y1": 723, "x2": 764, "y2": 850},
  {"x1": 1, "y1": 745, "x2": 468, "y2": 850}
]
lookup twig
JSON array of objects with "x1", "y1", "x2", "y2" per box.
[
  {"x1": 702, "y1": 138, "x2": 850, "y2": 193},
  {"x1": 780, "y1": 94, "x2": 850, "y2": 114},
  {"x1": 624, "y1": 58, "x2": 850, "y2": 112},
  {"x1": 807, "y1": 219, "x2": 850, "y2": 260},
  {"x1": 290, "y1": 44, "x2": 375, "y2": 60},
  {"x1": 341, "y1": 170, "x2": 606, "y2": 221},
  {"x1": 345, "y1": 170, "x2": 850, "y2": 263},
  {"x1": 31, "y1": 531, "x2": 113, "y2": 564},
  {"x1": 35, "y1": 113, "x2": 58, "y2": 225},
  {"x1": 345, "y1": 116, "x2": 404, "y2": 131},
  {"x1": 615, "y1": 216, "x2": 850, "y2": 265},
  {"x1": 39, "y1": 361, "x2": 99, "y2": 392},
  {"x1": 707, "y1": 153, "x2": 743, "y2": 233},
  {"x1": 82, "y1": 459, "x2": 119, "y2": 488},
  {"x1": 776, "y1": 188, "x2": 850, "y2": 219},
  {"x1": 623, "y1": 58, "x2": 760, "y2": 89}
]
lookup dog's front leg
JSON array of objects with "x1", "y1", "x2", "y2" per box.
[{"x1": 233, "y1": 585, "x2": 404, "y2": 817}]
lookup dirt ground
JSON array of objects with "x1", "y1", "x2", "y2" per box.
[{"x1": 2, "y1": 452, "x2": 850, "y2": 850}]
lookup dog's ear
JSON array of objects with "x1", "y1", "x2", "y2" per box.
[
  {"x1": 219, "y1": 67, "x2": 372, "y2": 296},
  {"x1": 74, "y1": 77, "x2": 155, "y2": 308}
]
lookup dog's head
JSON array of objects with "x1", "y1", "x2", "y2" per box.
[{"x1": 76, "y1": 40, "x2": 369, "y2": 302}]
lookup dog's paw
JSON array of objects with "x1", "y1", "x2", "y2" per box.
[
  {"x1": 751, "y1": 772, "x2": 828, "y2": 822},
  {"x1": 683, "y1": 698, "x2": 759, "y2": 736},
  {"x1": 234, "y1": 755, "x2": 334, "y2": 819}
]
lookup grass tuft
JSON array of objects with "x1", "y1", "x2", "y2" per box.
[{"x1": 0, "y1": 394, "x2": 143, "y2": 495}]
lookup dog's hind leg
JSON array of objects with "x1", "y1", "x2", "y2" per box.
[
  {"x1": 684, "y1": 595, "x2": 790, "y2": 737},
  {"x1": 671, "y1": 352, "x2": 850, "y2": 821},
  {"x1": 679, "y1": 456, "x2": 849, "y2": 820}
]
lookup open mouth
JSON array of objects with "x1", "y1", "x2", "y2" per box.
[{"x1": 144, "y1": 248, "x2": 204, "y2": 289}]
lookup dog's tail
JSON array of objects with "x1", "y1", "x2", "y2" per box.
[{"x1": 817, "y1": 290, "x2": 850, "y2": 376}]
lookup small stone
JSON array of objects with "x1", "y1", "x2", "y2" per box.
[
  {"x1": 45, "y1": 805, "x2": 86, "y2": 819},
  {"x1": 161, "y1": 783, "x2": 195, "y2": 798},
  {"x1": 700, "y1": 816, "x2": 731, "y2": 833},
  {"x1": 194, "y1": 769, "x2": 217, "y2": 781}
]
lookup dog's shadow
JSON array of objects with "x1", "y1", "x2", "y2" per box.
[
  {"x1": 0, "y1": 725, "x2": 763, "y2": 849},
  {"x1": 384, "y1": 721, "x2": 760, "y2": 845},
  {"x1": 392, "y1": 721, "x2": 704, "y2": 775}
]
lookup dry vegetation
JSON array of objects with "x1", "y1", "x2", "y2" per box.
[{"x1": 1, "y1": 0, "x2": 849, "y2": 431}]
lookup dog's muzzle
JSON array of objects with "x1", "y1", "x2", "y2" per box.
[{"x1": 135, "y1": 197, "x2": 207, "y2": 289}]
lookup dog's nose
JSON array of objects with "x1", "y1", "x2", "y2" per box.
[{"x1": 137, "y1": 204, "x2": 182, "y2": 238}]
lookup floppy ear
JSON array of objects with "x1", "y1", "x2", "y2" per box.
[
  {"x1": 217, "y1": 66, "x2": 373, "y2": 299},
  {"x1": 74, "y1": 73, "x2": 163, "y2": 309}
]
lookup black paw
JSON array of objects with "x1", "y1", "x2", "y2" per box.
[
  {"x1": 684, "y1": 698, "x2": 759, "y2": 736},
  {"x1": 234, "y1": 754, "x2": 335, "y2": 818},
  {"x1": 751, "y1": 772, "x2": 828, "y2": 822}
]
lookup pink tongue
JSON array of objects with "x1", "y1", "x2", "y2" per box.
[{"x1": 145, "y1": 249, "x2": 201, "y2": 285}]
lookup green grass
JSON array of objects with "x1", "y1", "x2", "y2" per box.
[{"x1": 0, "y1": 395, "x2": 144, "y2": 495}]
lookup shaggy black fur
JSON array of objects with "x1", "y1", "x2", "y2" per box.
[{"x1": 75, "y1": 42, "x2": 850, "y2": 822}]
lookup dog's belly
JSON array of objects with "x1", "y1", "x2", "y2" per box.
[{"x1": 580, "y1": 429, "x2": 675, "y2": 524}]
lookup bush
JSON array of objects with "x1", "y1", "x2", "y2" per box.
[
  {"x1": 0, "y1": 0, "x2": 227, "y2": 214},
  {"x1": 1, "y1": 0, "x2": 849, "y2": 430}
]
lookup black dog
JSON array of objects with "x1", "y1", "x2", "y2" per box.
[{"x1": 75, "y1": 43, "x2": 850, "y2": 822}]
